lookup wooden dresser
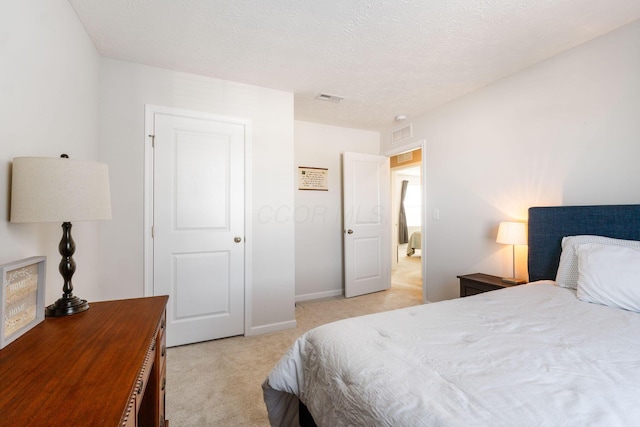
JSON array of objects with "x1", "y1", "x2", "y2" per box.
[{"x1": 0, "y1": 296, "x2": 169, "y2": 426}]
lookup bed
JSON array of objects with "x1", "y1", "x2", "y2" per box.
[
  {"x1": 407, "y1": 231, "x2": 421, "y2": 256},
  {"x1": 263, "y1": 204, "x2": 640, "y2": 427}
]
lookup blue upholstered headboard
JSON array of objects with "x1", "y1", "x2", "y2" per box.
[{"x1": 527, "y1": 205, "x2": 640, "y2": 282}]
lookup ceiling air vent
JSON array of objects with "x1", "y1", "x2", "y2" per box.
[
  {"x1": 391, "y1": 123, "x2": 412, "y2": 143},
  {"x1": 315, "y1": 93, "x2": 344, "y2": 103}
]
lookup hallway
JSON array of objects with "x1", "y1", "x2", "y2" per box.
[{"x1": 392, "y1": 243, "x2": 422, "y2": 290}]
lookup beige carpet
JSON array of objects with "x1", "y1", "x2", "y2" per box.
[
  {"x1": 395, "y1": 248, "x2": 422, "y2": 288},
  {"x1": 166, "y1": 256, "x2": 422, "y2": 426}
]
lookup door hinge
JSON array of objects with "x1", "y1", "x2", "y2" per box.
[
  {"x1": 151, "y1": 226, "x2": 155, "y2": 238},
  {"x1": 148, "y1": 134, "x2": 155, "y2": 148}
]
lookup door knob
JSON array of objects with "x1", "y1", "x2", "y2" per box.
[
  {"x1": 234, "y1": 237, "x2": 242, "y2": 243},
  {"x1": 346, "y1": 229, "x2": 354, "y2": 234}
]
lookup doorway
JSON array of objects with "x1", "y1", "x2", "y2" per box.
[{"x1": 390, "y1": 149, "x2": 423, "y2": 295}]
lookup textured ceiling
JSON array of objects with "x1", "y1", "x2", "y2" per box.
[{"x1": 68, "y1": 0, "x2": 640, "y2": 131}]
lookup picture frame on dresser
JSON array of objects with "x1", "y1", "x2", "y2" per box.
[{"x1": 1, "y1": 256, "x2": 46, "y2": 349}]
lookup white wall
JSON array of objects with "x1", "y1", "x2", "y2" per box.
[
  {"x1": 381, "y1": 21, "x2": 640, "y2": 302},
  {"x1": 99, "y1": 59, "x2": 296, "y2": 334},
  {"x1": 0, "y1": 0, "x2": 103, "y2": 305},
  {"x1": 294, "y1": 121, "x2": 379, "y2": 300}
]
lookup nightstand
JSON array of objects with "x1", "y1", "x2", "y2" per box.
[{"x1": 457, "y1": 273, "x2": 524, "y2": 297}]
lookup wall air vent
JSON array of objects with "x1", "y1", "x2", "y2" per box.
[
  {"x1": 391, "y1": 123, "x2": 412, "y2": 143},
  {"x1": 315, "y1": 93, "x2": 344, "y2": 103},
  {"x1": 397, "y1": 151, "x2": 413, "y2": 163}
]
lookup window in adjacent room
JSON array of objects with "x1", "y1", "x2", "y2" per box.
[{"x1": 404, "y1": 183, "x2": 422, "y2": 227}]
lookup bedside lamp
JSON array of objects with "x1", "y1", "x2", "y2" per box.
[
  {"x1": 10, "y1": 155, "x2": 112, "y2": 317},
  {"x1": 496, "y1": 221, "x2": 527, "y2": 284}
]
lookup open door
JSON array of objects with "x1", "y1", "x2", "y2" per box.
[{"x1": 343, "y1": 152, "x2": 391, "y2": 298}]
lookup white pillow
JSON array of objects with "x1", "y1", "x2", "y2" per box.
[
  {"x1": 576, "y1": 243, "x2": 640, "y2": 312},
  {"x1": 555, "y1": 235, "x2": 640, "y2": 289}
]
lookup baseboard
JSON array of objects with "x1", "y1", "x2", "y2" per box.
[
  {"x1": 295, "y1": 289, "x2": 343, "y2": 302},
  {"x1": 246, "y1": 319, "x2": 297, "y2": 336}
]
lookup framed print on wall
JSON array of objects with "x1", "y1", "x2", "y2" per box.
[
  {"x1": 1, "y1": 256, "x2": 46, "y2": 349},
  {"x1": 298, "y1": 166, "x2": 329, "y2": 191}
]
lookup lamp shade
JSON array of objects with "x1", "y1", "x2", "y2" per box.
[
  {"x1": 496, "y1": 221, "x2": 527, "y2": 245},
  {"x1": 10, "y1": 157, "x2": 112, "y2": 223}
]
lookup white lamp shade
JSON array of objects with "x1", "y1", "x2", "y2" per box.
[
  {"x1": 496, "y1": 221, "x2": 527, "y2": 245},
  {"x1": 10, "y1": 157, "x2": 112, "y2": 223}
]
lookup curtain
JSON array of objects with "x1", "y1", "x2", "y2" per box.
[{"x1": 398, "y1": 180, "x2": 409, "y2": 244}]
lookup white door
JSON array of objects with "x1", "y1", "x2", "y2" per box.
[
  {"x1": 152, "y1": 112, "x2": 245, "y2": 347},
  {"x1": 343, "y1": 152, "x2": 391, "y2": 298}
]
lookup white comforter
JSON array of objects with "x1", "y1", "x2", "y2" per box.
[{"x1": 262, "y1": 282, "x2": 640, "y2": 426}]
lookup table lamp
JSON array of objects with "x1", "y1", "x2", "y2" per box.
[
  {"x1": 496, "y1": 221, "x2": 527, "y2": 284},
  {"x1": 10, "y1": 155, "x2": 112, "y2": 317}
]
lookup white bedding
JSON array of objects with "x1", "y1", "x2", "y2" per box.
[{"x1": 263, "y1": 282, "x2": 640, "y2": 426}]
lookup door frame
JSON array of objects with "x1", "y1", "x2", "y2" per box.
[
  {"x1": 384, "y1": 139, "x2": 427, "y2": 303},
  {"x1": 143, "y1": 104, "x2": 253, "y2": 336},
  {"x1": 391, "y1": 162, "x2": 421, "y2": 270}
]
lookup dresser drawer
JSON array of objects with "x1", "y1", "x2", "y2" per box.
[
  {"x1": 136, "y1": 342, "x2": 155, "y2": 410},
  {"x1": 157, "y1": 311, "x2": 167, "y2": 427},
  {"x1": 138, "y1": 307, "x2": 168, "y2": 427},
  {"x1": 458, "y1": 273, "x2": 517, "y2": 297}
]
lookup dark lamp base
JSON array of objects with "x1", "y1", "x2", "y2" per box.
[
  {"x1": 501, "y1": 277, "x2": 527, "y2": 285},
  {"x1": 45, "y1": 296, "x2": 90, "y2": 317}
]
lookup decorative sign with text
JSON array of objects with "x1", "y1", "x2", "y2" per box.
[
  {"x1": 298, "y1": 167, "x2": 329, "y2": 191},
  {"x1": 1, "y1": 257, "x2": 46, "y2": 349}
]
